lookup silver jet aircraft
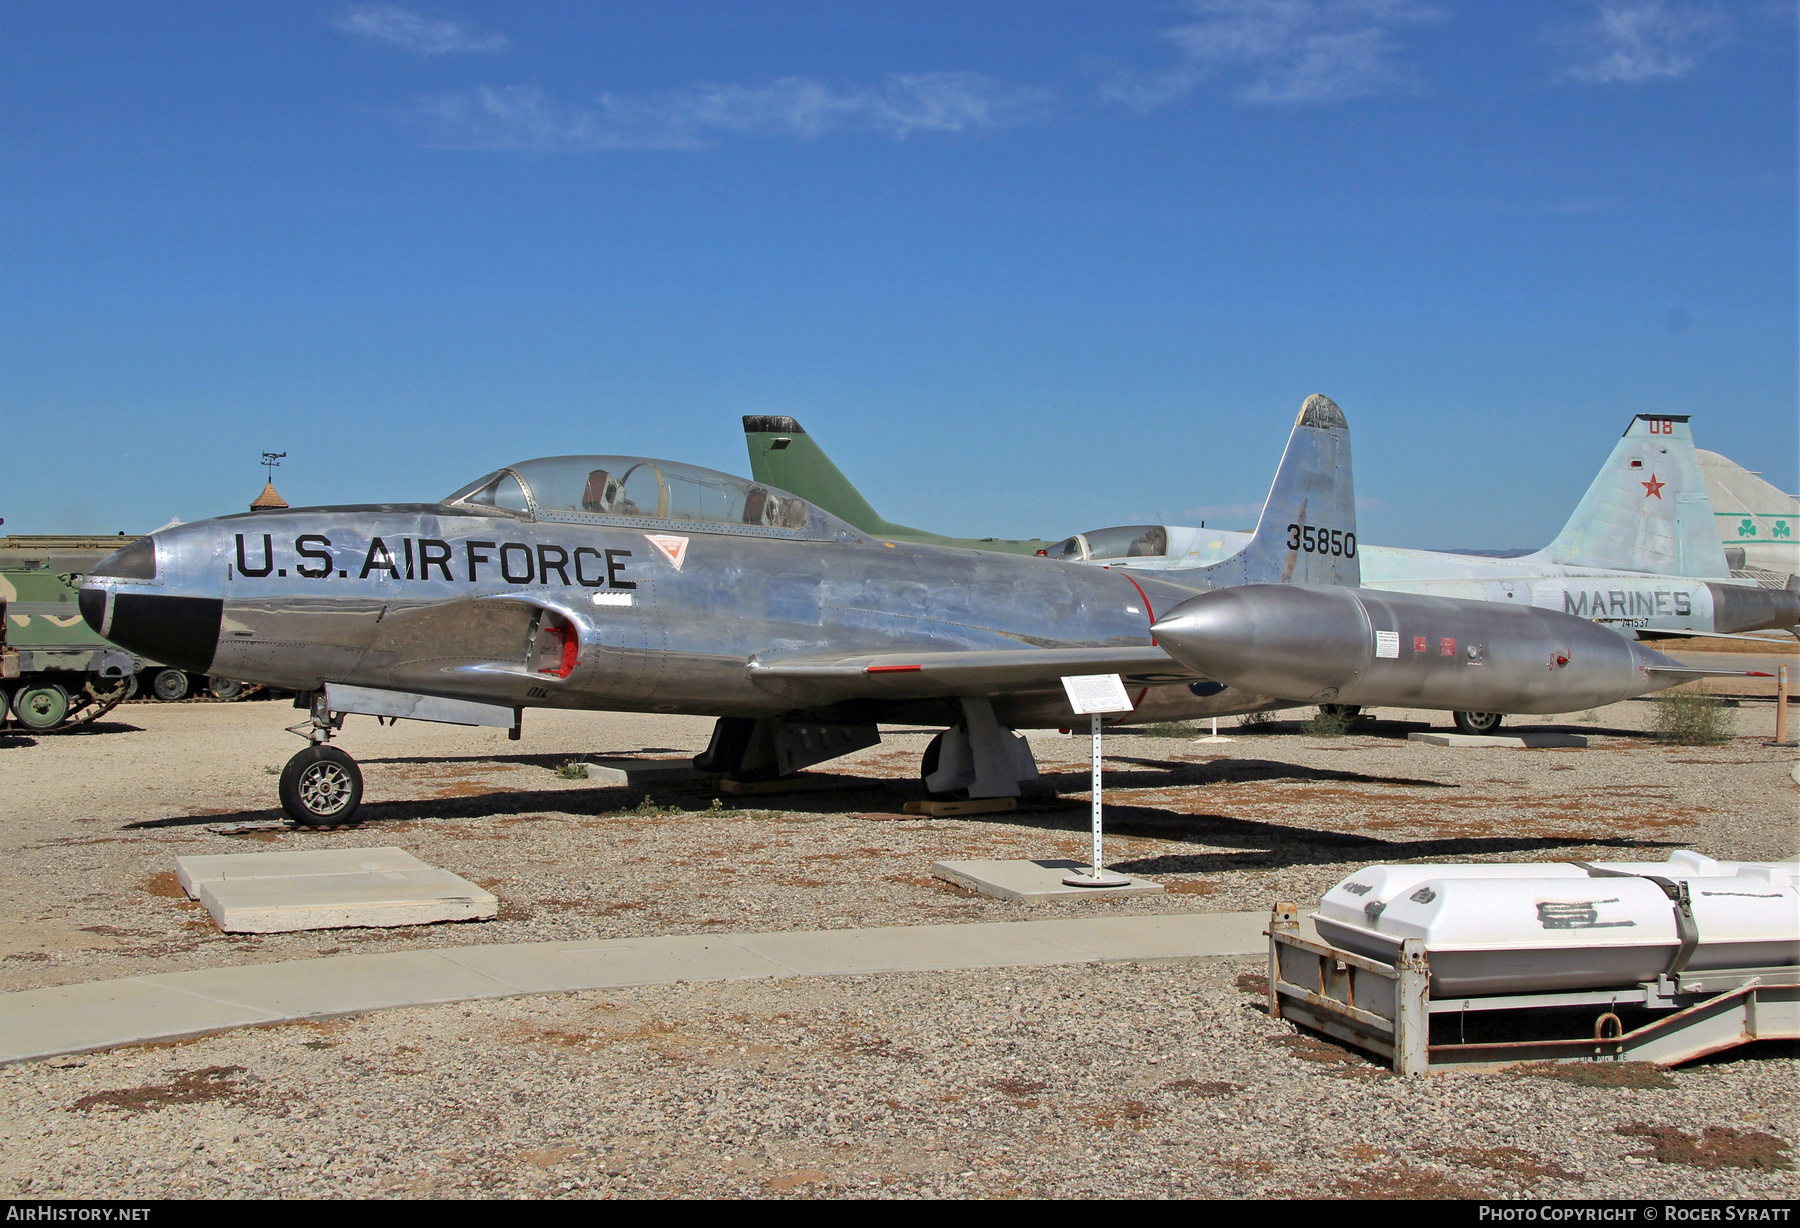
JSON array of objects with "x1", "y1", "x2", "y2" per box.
[{"x1": 79, "y1": 397, "x2": 1725, "y2": 826}]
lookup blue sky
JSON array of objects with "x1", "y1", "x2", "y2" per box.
[{"x1": 3, "y1": 1, "x2": 1793, "y2": 548}]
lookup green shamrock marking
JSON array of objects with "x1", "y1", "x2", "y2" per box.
[
  {"x1": 1738, "y1": 518, "x2": 1757, "y2": 537},
  {"x1": 1774, "y1": 520, "x2": 1792, "y2": 539}
]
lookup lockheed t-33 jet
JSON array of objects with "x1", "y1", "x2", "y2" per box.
[{"x1": 79, "y1": 397, "x2": 1724, "y2": 826}]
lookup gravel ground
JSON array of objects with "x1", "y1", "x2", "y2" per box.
[{"x1": 0, "y1": 681, "x2": 1795, "y2": 1198}]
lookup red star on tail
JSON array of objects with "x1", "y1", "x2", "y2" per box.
[{"x1": 1642, "y1": 474, "x2": 1666, "y2": 499}]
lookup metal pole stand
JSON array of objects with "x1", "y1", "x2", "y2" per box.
[
  {"x1": 1768, "y1": 666, "x2": 1796, "y2": 748},
  {"x1": 1063, "y1": 714, "x2": 1132, "y2": 888},
  {"x1": 1193, "y1": 715, "x2": 1233, "y2": 744}
]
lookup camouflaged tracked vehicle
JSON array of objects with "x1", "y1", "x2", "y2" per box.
[{"x1": 0, "y1": 535, "x2": 252, "y2": 732}]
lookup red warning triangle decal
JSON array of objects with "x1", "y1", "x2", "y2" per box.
[{"x1": 644, "y1": 534, "x2": 689, "y2": 570}]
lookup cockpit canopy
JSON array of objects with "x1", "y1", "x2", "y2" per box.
[
  {"x1": 1048, "y1": 525, "x2": 1169, "y2": 563},
  {"x1": 442, "y1": 456, "x2": 826, "y2": 535}
]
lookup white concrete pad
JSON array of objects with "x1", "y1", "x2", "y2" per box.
[
  {"x1": 0, "y1": 912, "x2": 1267, "y2": 1064},
  {"x1": 585, "y1": 758, "x2": 713, "y2": 786},
  {"x1": 194, "y1": 869, "x2": 498, "y2": 933},
  {"x1": 931, "y1": 859, "x2": 1164, "y2": 903},
  {"x1": 172, "y1": 848, "x2": 496, "y2": 934},
  {"x1": 175, "y1": 847, "x2": 428, "y2": 894},
  {"x1": 1407, "y1": 731, "x2": 1589, "y2": 749}
]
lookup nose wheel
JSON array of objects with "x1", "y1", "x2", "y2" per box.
[
  {"x1": 279, "y1": 745, "x2": 363, "y2": 827},
  {"x1": 1453, "y1": 711, "x2": 1504, "y2": 735}
]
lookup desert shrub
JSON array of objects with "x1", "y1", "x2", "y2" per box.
[
  {"x1": 1237, "y1": 709, "x2": 1276, "y2": 731},
  {"x1": 1139, "y1": 721, "x2": 1203, "y2": 738},
  {"x1": 554, "y1": 759, "x2": 589, "y2": 780},
  {"x1": 1649, "y1": 687, "x2": 1734, "y2": 745},
  {"x1": 1302, "y1": 706, "x2": 1355, "y2": 737}
]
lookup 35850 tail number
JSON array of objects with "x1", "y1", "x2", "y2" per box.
[{"x1": 1287, "y1": 524, "x2": 1355, "y2": 557}]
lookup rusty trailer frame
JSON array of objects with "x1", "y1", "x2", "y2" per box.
[{"x1": 1266, "y1": 903, "x2": 1800, "y2": 1077}]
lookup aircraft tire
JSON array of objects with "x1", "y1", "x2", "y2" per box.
[
  {"x1": 151, "y1": 668, "x2": 191, "y2": 702},
  {"x1": 279, "y1": 745, "x2": 363, "y2": 827},
  {"x1": 919, "y1": 732, "x2": 969, "y2": 802},
  {"x1": 1453, "y1": 711, "x2": 1504, "y2": 735}
]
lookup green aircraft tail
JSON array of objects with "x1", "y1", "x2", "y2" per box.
[
  {"x1": 743, "y1": 416, "x2": 923, "y2": 538},
  {"x1": 743, "y1": 416, "x2": 1054, "y2": 553}
]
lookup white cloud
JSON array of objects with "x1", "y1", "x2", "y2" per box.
[
  {"x1": 336, "y1": 4, "x2": 508, "y2": 56},
  {"x1": 417, "y1": 74, "x2": 1055, "y2": 151},
  {"x1": 1551, "y1": 1, "x2": 1731, "y2": 84},
  {"x1": 1103, "y1": 0, "x2": 1444, "y2": 110}
]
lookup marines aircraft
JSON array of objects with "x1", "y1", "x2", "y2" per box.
[
  {"x1": 81, "y1": 397, "x2": 1719, "y2": 826},
  {"x1": 748, "y1": 411, "x2": 1798, "y2": 734}
]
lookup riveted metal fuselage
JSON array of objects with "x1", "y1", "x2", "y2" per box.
[{"x1": 82, "y1": 503, "x2": 1260, "y2": 729}]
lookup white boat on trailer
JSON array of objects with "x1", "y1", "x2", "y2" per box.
[
  {"x1": 1313, "y1": 852, "x2": 1799, "y2": 997},
  {"x1": 1268, "y1": 853, "x2": 1800, "y2": 1076}
]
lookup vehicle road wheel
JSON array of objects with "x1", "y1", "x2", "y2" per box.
[
  {"x1": 14, "y1": 684, "x2": 71, "y2": 731},
  {"x1": 1453, "y1": 711, "x2": 1504, "y2": 735},
  {"x1": 151, "y1": 668, "x2": 190, "y2": 702},
  {"x1": 209, "y1": 677, "x2": 244, "y2": 701},
  {"x1": 279, "y1": 745, "x2": 363, "y2": 827}
]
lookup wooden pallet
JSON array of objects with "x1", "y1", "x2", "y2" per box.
[{"x1": 902, "y1": 797, "x2": 1017, "y2": 818}]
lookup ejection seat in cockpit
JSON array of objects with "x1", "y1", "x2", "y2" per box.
[{"x1": 582, "y1": 469, "x2": 619, "y2": 514}]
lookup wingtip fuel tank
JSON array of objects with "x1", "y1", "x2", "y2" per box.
[{"x1": 1149, "y1": 583, "x2": 1699, "y2": 713}]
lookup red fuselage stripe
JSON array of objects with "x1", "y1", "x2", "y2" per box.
[{"x1": 867, "y1": 664, "x2": 923, "y2": 673}]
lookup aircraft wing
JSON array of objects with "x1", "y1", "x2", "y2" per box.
[
  {"x1": 1637, "y1": 628, "x2": 1799, "y2": 645},
  {"x1": 1644, "y1": 665, "x2": 1771, "y2": 679},
  {"x1": 747, "y1": 645, "x2": 1203, "y2": 699}
]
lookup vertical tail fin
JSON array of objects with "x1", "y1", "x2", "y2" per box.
[
  {"x1": 743, "y1": 416, "x2": 926, "y2": 539},
  {"x1": 1193, "y1": 394, "x2": 1360, "y2": 587},
  {"x1": 1536, "y1": 415, "x2": 1728, "y2": 577}
]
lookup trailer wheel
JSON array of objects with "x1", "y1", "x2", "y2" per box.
[
  {"x1": 1453, "y1": 711, "x2": 1504, "y2": 735},
  {"x1": 14, "y1": 683, "x2": 70, "y2": 731},
  {"x1": 151, "y1": 668, "x2": 191, "y2": 702},
  {"x1": 279, "y1": 746, "x2": 363, "y2": 827}
]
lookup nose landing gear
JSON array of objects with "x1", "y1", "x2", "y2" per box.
[
  {"x1": 279, "y1": 691, "x2": 363, "y2": 827},
  {"x1": 279, "y1": 745, "x2": 363, "y2": 827}
]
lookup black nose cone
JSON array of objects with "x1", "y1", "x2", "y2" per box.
[
  {"x1": 105, "y1": 594, "x2": 223, "y2": 673},
  {"x1": 78, "y1": 588, "x2": 108, "y2": 636}
]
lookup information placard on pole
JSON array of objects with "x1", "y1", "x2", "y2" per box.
[{"x1": 1059, "y1": 674, "x2": 1134, "y2": 888}]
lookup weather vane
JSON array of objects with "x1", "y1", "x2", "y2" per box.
[{"x1": 262, "y1": 451, "x2": 286, "y2": 478}]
